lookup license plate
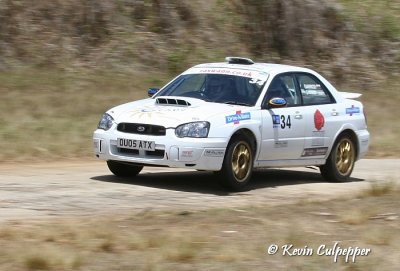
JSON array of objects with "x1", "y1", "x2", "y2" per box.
[{"x1": 117, "y1": 138, "x2": 155, "y2": 151}]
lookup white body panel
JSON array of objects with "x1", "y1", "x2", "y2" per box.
[{"x1": 259, "y1": 107, "x2": 306, "y2": 160}]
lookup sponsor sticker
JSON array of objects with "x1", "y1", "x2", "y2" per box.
[
  {"x1": 304, "y1": 84, "x2": 322, "y2": 90},
  {"x1": 130, "y1": 106, "x2": 186, "y2": 121},
  {"x1": 226, "y1": 111, "x2": 251, "y2": 124},
  {"x1": 346, "y1": 105, "x2": 360, "y2": 116},
  {"x1": 311, "y1": 131, "x2": 325, "y2": 146},
  {"x1": 301, "y1": 147, "x2": 328, "y2": 157},
  {"x1": 181, "y1": 150, "x2": 194, "y2": 158},
  {"x1": 197, "y1": 68, "x2": 253, "y2": 77},
  {"x1": 274, "y1": 141, "x2": 288, "y2": 148},
  {"x1": 314, "y1": 109, "x2": 325, "y2": 131},
  {"x1": 272, "y1": 114, "x2": 281, "y2": 128},
  {"x1": 186, "y1": 67, "x2": 269, "y2": 84},
  {"x1": 204, "y1": 149, "x2": 225, "y2": 157},
  {"x1": 140, "y1": 107, "x2": 187, "y2": 113}
]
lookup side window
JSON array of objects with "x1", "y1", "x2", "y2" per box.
[
  {"x1": 264, "y1": 74, "x2": 301, "y2": 107},
  {"x1": 280, "y1": 75, "x2": 301, "y2": 106},
  {"x1": 297, "y1": 74, "x2": 334, "y2": 105}
]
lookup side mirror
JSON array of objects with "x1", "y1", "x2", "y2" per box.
[
  {"x1": 265, "y1": 97, "x2": 287, "y2": 109},
  {"x1": 148, "y1": 88, "x2": 159, "y2": 97}
]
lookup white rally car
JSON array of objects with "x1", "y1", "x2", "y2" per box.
[{"x1": 93, "y1": 57, "x2": 369, "y2": 191}]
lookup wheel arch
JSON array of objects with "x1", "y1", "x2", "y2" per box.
[
  {"x1": 228, "y1": 128, "x2": 258, "y2": 158},
  {"x1": 332, "y1": 128, "x2": 359, "y2": 160}
]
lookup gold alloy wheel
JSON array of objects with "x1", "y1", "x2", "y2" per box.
[
  {"x1": 231, "y1": 142, "x2": 252, "y2": 182},
  {"x1": 335, "y1": 138, "x2": 355, "y2": 176}
]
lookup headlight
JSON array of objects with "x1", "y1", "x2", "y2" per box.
[
  {"x1": 97, "y1": 113, "x2": 114, "y2": 131},
  {"x1": 175, "y1": 121, "x2": 210, "y2": 138}
]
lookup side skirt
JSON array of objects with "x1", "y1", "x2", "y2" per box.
[{"x1": 254, "y1": 158, "x2": 326, "y2": 168}]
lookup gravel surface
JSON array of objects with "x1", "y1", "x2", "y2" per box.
[{"x1": 0, "y1": 159, "x2": 398, "y2": 223}]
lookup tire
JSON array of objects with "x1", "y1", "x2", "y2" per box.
[
  {"x1": 218, "y1": 135, "x2": 254, "y2": 191},
  {"x1": 107, "y1": 160, "x2": 143, "y2": 177},
  {"x1": 320, "y1": 135, "x2": 356, "y2": 182}
]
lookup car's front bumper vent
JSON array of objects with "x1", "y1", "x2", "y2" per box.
[
  {"x1": 117, "y1": 123, "x2": 166, "y2": 136},
  {"x1": 116, "y1": 148, "x2": 165, "y2": 159}
]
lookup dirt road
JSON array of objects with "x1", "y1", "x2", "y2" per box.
[{"x1": 0, "y1": 159, "x2": 398, "y2": 223}]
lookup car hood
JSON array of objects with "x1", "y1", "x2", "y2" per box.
[{"x1": 108, "y1": 96, "x2": 248, "y2": 127}]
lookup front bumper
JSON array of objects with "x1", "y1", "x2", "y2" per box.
[{"x1": 93, "y1": 129, "x2": 227, "y2": 171}]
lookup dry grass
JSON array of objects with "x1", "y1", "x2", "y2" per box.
[
  {"x1": 25, "y1": 256, "x2": 50, "y2": 270},
  {"x1": 363, "y1": 228, "x2": 392, "y2": 246},
  {"x1": 361, "y1": 83, "x2": 400, "y2": 158},
  {"x1": 0, "y1": 68, "x2": 169, "y2": 162},
  {"x1": 359, "y1": 180, "x2": 397, "y2": 197},
  {"x1": 339, "y1": 208, "x2": 373, "y2": 225},
  {"x1": 0, "y1": 190, "x2": 398, "y2": 270}
]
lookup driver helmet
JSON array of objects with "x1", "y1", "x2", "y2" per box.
[{"x1": 206, "y1": 76, "x2": 229, "y2": 100}]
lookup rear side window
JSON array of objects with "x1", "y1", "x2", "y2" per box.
[{"x1": 297, "y1": 74, "x2": 335, "y2": 105}]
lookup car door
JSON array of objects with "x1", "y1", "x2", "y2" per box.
[
  {"x1": 295, "y1": 73, "x2": 341, "y2": 158},
  {"x1": 259, "y1": 73, "x2": 306, "y2": 161}
]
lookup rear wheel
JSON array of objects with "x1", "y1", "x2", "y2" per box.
[
  {"x1": 320, "y1": 135, "x2": 356, "y2": 182},
  {"x1": 218, "y1": 135, "x2": 254, "y2": 191},
  {"x1": 107, "y1": 160, "x2": 143, "y2": 177}
]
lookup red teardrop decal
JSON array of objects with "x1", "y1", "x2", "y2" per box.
[{"x1": 314, "y1": 109, "x2": 325, "y2": 131}]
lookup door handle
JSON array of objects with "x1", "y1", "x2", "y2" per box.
[
  {"x1": 331, "y1": 109, "x2": 339, "y2": 116},
  {"x1": 294, "y1": 112, "x2": 302, "y2": 119},
  {"x1": 294, "y1": 114, "x2": 303, "y2": 120}
]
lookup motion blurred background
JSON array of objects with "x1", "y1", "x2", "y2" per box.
[
  {"x1": 0, "y1": 0, "x2": 399, "y2": 161},
  {"x1": 0, "y1": 2, "x2": 399, "y2": 270}
]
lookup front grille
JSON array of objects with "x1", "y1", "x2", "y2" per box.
[
  {"x1": 145, "y1": 149, "x2": 165, "y2": 158},
  {"x1": 117, "y1": 123, "x2": 166, "y2": 136},
  {"x1": 118, "y1": 148, "x2": 139, "y2": 155},
  {"x1": 117, "y1": 148, "x2": 165, "y2": 158}
]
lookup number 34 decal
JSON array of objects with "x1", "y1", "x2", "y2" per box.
[{"x1": 272, "y1": 115, "x2": 292, "y2": 129}]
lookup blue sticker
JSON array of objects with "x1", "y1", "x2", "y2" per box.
[
  {"x1": 225, "y1": 111, "x2": 251, "y2": 124},
  {"x1": 346, "y1": 106, "x2": 360, "y2": 116},
  {"x1": 272, "y1": 115, "x2": 280, "y2": 128}
]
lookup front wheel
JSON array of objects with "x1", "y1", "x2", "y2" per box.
[
  {"x1": 107, "y1": 160, "x2": 143, "y2": 177},
  {"x1": 218, "y1": 136, "x2": 254, "y2": 191},
  {"x1": 320, "y1": 135, "x2": 356, "y2": 182}
]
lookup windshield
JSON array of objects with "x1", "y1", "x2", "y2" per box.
[{"x1": 155, "y1": 73, "x2": 266, "y2": 106}]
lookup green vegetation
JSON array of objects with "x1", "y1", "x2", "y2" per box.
[
  {"x1": 0, "y1": 187, "x2": 398, "y2": 270},
  {"x1": 0, "y1": 0, "x2": 399, "y2": 160}
]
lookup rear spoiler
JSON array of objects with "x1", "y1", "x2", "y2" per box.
[{"x1": 338, "y1": 91, "x2": 362, "y2": 99}]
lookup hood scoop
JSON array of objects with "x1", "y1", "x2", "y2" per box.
[{"x1": 156, "y1": 97, "x2": 191, "y2": 106}]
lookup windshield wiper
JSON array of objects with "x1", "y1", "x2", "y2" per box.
[{"x1": 224, "y1": 101, "x2": 252, "y2": 106}]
